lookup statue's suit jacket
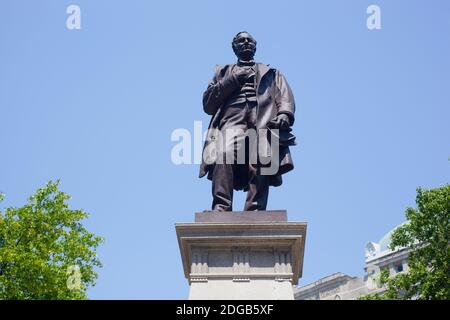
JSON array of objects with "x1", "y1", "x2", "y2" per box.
[{"x1": 199, "y1": 63, "x2": 296, "y2": 190}]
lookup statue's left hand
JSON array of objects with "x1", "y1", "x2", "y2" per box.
[{"x1": 267, "y1": 114, "x2": 291, "y2": 130}]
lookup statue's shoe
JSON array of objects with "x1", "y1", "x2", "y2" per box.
[{"x1": 203, "y1": 208, "x2": 228, "y2": 213}]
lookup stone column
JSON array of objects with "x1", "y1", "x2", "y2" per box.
[{"x1": 175, "y1": 211, "x2": 307, "y2": 300}]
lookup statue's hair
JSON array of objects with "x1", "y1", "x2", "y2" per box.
[{"x1": 232, "y1": 31, "x2": 257, "y2": 53}]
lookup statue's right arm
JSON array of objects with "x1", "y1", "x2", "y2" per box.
[{"x1": 203, "y1": 68, "x2": 240, "y2": 115}]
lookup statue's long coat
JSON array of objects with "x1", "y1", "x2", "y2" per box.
[{"x1": 199, "y1": 63, "x2": 296, "y2": 190}]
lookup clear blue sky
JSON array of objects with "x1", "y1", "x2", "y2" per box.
[{"x1": 1, "y1": 1, "x2": 449, "y2": 299}]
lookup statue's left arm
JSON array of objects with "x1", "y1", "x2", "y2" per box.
[{"x1": 274, "y1": 70, "x2": 296, "y2": 126}]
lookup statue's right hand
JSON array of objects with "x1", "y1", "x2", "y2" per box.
[{"x1": 233, "y1": 67, "x2": 254, "y2": 85}]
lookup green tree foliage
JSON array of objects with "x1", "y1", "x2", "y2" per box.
[
  {"x1": 0, "y1": 181, "x2": 103, "y2": 299},
  {"x1": 361, "y1": 185, "x2": 450, "y2": 300}
]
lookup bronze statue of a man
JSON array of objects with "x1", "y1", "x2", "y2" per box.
[{"x1": 199, "y1": 31, "x2": 296, "y2": 211}]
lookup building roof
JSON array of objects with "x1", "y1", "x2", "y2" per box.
[
  {"x1": 295, "y1": 272, "x2": 355, "y2": 292},
  {"x1": 365, "y1": 222, "x2": 407, "y2": 261},
  {"x1": 378, "y1": 222, "x2": 407, "y2": 252}
]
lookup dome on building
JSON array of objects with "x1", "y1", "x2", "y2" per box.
[{"x1": 378, "y1": 222, "x2": 407, "y2": 253}]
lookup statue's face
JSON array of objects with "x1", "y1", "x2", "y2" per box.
[{"x1": 233, "y1": 32, "x2": 256, "y2": 60}]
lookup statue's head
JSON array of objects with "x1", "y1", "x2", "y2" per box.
[{"x1": 232, "y1": 31, "x2": 257, "y2": 61}]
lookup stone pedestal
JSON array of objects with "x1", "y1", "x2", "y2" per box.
[{"x1": 175, "y1": 211, "x2": 307, "y2": 300}]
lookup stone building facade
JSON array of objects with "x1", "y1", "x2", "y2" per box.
[{"x1": 294, "y1": 223, "x2": 410, "y2": 300}]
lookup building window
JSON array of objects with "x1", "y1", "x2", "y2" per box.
[{"x1": 395, "y1": 264, "x2": 403, "y2": 273}]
